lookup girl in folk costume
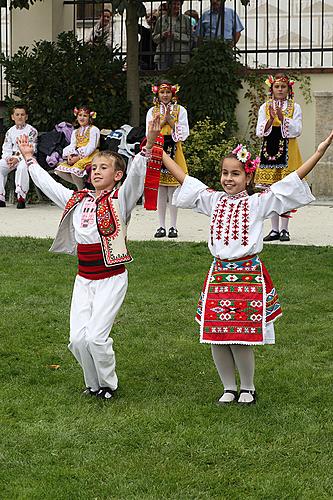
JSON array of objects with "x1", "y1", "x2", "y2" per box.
[
  {"x1": 146, "y1": 81, "x2": 189, "y2": 238},
  {"x1": 17, "y1": 117, "x2": 162, "y2": 401},
  {"x1": 55, "y1": 105, "x2": 100, "y2": 190},
  {"x1": 255, "y1": 73, "x2": 303, "y2": 242},
  {"x1": 162, "y1": 131, "x2": 333, "y2": 405}
]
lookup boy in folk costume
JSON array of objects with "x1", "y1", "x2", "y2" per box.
[
  {"x1": 161, "y1": 131, "x2": 333, "y2": 405},
  {"x1": 146, "y1": 81, "x2": 189, "y2": 238},
  {"x1": 55, "y1": 105, "x2": 100, "y2": 191},
  {"x1": 0, "y1": 104, "x2": 38, "y2": 209},
  {"x1": 255, "y1": 73, "x2": 303, "y2": 242},
  {"x1": 17, "y1": 117, "x2": 161, "y2": 400}
]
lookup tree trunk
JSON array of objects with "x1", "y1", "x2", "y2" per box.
[{"x1": 126, "y1": 0, "x2": 140, "y2": 126}]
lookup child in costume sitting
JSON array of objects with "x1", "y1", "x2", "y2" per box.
[
  {"x1": 161, "y1": 130, "x2": 333, "y2": 405},
  {"x1": 55, "y1": 105, "x2": 100, "y2": 190},
  {"x1": 17, "y1": 116, "x2": 161, "y2": 401},
  {"x1": 255, "y1": 73, "x2": 303, "y2": 242},
  {"x1": 146, "y1": 80, "x2": 189, "y2": 238}
]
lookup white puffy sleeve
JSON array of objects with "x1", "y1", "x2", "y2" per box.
[
  {"x1": 255, "y1": 171, "x2": 314, "y2": 219},
  {"x1": 77, "y1": 126, "x2": 100, "y2": 157},
  {"x1": 118, "y1": 151, "x2": 148, "y2": 223},
  {"x1": 173, "y1": 175, "x2": 222, "y2": 216},
  {"x1": 281, "y1": 102, "x2": 302, "y2": 138},
  {"x1": 27, "y1": 158, "x2": 73, "y2": 209},
  {"x1": 2, "y1": 129, "x2": 14, "y2": 159},
  {"x1": 172, "y1": 105, "x2": 190, "y2": 142},
  {"x1": 62, "y1": 130, "x2": 78, "y2": 158},
  {"x1": 256, "y1": 103, "x2": 272, "y2": 137}
]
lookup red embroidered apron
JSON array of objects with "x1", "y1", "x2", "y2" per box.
[{"x1": 196, "y1": 255, "x2": 282, "y2": 344}]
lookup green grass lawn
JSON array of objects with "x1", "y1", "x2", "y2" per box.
[{"x1": 0, "y1": 238, "x2": 332, "y2": 499}]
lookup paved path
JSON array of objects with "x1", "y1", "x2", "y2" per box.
[{"x1": 0, "y1": 201, "x2": 332, "y2": 246}]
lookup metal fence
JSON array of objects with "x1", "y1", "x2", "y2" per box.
[{"x1": 63, "y1": 0, "x2": 333, "y2": 69}]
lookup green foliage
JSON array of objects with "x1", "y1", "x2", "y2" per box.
[
  {"x1": 244, "y1": 69, "x2": 312, "y2": 148},
  {"x1": 0, "y1": 32, "x2": 130, "y2": 131},
  {"x1": 167, "y1": 39, "x2": 243, "y2": 136},
  {"x1": 184, "y1": 117, "x2": 237, "y2": 189}
]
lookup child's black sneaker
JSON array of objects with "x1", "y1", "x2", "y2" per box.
[
  {"x1": 0, "y1": 200, "x2": 6, "y2": 207},
  {"x1": 168, "y1": 227, "x2": 178, "y2": 238},
  {"x1": 96, "y1": 387, "x2": 115, "y2": 400},
  {"x1": 16, "y1": 197, "x2": 26, "y2": 209},
  {"x1": 82, "y1": 387, "x2": 99, "y2": 396}
]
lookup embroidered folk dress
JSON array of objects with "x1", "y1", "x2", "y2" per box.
[
  {"x1": 146, "y1": 103, "x2": 189, "y2": 186},
  {"x1": 255, "y1": 99, "x2": 303, "y2": 188},
  {"x1": 55, "y1": 124, "x2": 100, "y2": 178},
  {"x1": 173, "y1": 172, "x2": 314, "y2": 345}
]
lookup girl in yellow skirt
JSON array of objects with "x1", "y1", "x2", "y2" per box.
[
  {"x1": 146, "y1": 81, "x2": 189, "y2": 238},
  {"x1": 55, "y1": 105, "x2": 100, "y2": 190},
  {"x1": 255, "y1": 74, "x2": 303, "y2": 242}
]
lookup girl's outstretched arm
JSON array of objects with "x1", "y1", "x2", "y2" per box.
[
  {"x1": 297, "y1": 130, "x2": 333, "y2": 179},
  {"x1": 162, "y1": 151, "x2": 186, "y2": 184}
]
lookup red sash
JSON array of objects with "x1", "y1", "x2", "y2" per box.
[{"x1": 77, "y1": 243, "x2": 125, "y2": 280}]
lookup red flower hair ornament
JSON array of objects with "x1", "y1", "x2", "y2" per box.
[{"x1": 232, "y1": 144, "x2": 260, "y2": 174}]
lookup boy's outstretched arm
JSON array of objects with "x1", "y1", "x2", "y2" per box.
[
  {"x1": 162, "y1": 151, "x2": 186, "y2": 184},
  {"x1": 297, "y1": 130, "x2": 333, "y2": 179}
]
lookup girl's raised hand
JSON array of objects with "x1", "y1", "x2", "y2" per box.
[
  {"x1": 17, "y1": 134, "x2": 34, "y2": 160},
  {"x1": 269, "y1": 105, "x2": 276, "y2": 121},
  {"x1": 146, "y1": 115, "x2": 161, "y2": 148},
  {"x1": 317, "y1": 130, "x2": 333, "y2": 156}
]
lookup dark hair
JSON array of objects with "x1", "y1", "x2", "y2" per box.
[
  {"x1": 12, "y1": 104, "x2": 28, "y2": 114},
  {"x1": 93, "y1": 150, "x2": 126, "y2": 174},
  {"x1": 220, "y1": 153, "x2": 255, "y2": 195},
  {"x1": 74, "y1": 104, "x2": 95, "y2": 125}
]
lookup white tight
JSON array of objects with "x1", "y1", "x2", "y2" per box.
[
  {"x1": 157, "y1": 185, "x2": 178, "y2": 228},
  {"x1": 56, "y1": 170, "x2": 85, "y2": 190},
  {"x1": 271, "y1": 213, "x2": 289, "y2": 232},
  {"x1": 211, "y1": 344, "x2": 255, "y2": 391}
]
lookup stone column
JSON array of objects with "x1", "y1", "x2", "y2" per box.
[{"x1": 312, "y1": 91, "x2": 333, "y2": 197}]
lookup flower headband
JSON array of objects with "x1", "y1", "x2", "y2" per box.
[
  {"x1": 232, "y1": 144, "x2": 260, "y2": 173},
  {"x1": 265, "y1": 75, "x2": 295, "y2": 97},
  {"x1": 73, "y1": 107, "x2": 97, "y2": 120},
  {"x1": 151, "y1": 83, "x2": 180, "y2": 95}
]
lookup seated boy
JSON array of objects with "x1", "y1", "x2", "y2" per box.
[
  {"x1": 17, "y1": 117, "x2": 161, "y2": 400},
  {"x1": 0, "y1": 104, "x2": 38, "y2": 208}
]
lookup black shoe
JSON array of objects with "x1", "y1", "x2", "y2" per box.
[
  {"x1": 16, "y1": 199, "x2": 26, "y2": 209},
  {"x1": 154, "y1": 227, "x2": 166, "y2": 238},
  {"x1": 96, "y1": 387, "x2": 116, "y2": 400},
  {"x1": 168, "y1": 227, "x2": 178, "y2": 238},
  {"x1": 263, "y1": 230, "x2": 280, "y2": 242},
  {"x1": 82, "y1": 387, "x2": 99, "y2": 396},
  {"x1": 238, "y1": 389, "x2": 256, "y2": 405},
  {"x1": 216, "y1": 389, "x2": 238, "y2": 405},
  {"x1": 279, "y1": 229, "x2": 290, "y2": 242},
  {"x1": 0, "y1": 200, "x2": 6, "y2": 207}
]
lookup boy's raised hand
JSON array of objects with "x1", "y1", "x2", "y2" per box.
[
  {"x1": 317, "y1": 130, "x2": 333, "y2": 156},
  {"x1": 17, "y1": 134, "x2": 34, "y2": 160},
  {"x1": 146, "y1": 115, "x2": 161, "y2": 149}
]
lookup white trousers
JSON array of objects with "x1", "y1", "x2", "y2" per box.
[
  {"x1": 68, "y1": 271, "x2": 128, "y2": 391},
  {"x1": 0, "y1": 158, "x2": 29, "y2": 201},
  {"x1": 157, "y1": 185, "x2": 178, "y2": 228}
]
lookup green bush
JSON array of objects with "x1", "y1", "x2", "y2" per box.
[
  {"x1": 167, "y1": 39, "x2": 243, "y2": 136},
  {"x1": 0, "y1": 32, "x2": 130, "y2": 131},
  {"x1": 184, "y1": 117, "x2": 237, "y2": 189}
]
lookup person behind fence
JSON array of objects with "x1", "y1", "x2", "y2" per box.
[
  {"x1": 54, "y1": 105, "x2": 100, "y2": 191},
  {"x1": 195, "y1": 0, "x2": 244, "y2": 45},
  {"x1": 17, "y1": 116, "x2": 161, "y2": 401},
  {"x1": 146, "y1": 81, "x2": 189, "y2": 238},
  {"x1": 152, "y1": 0, "x2": 192, "y2": 71},
  {"x1": 255, "y1": 74, "x2": 303, "y2": 242},
  {"x1": 87, "y1": 8, "x2": 115, "y2": 49},
  {"x1": 161, "y1": 131, "x2": 333, "y2": 405},
  {"x1": 0, "y1": 104, "x2": 38, "y2": 209}
]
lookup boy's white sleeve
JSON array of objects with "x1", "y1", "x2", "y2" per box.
[
  {"x1": 172, "y1": 105, "x2": 190, "y2": 142},
  {"x1": 256, "y1": 103, "x2": 272, "y2": 137},
  {"x1": 281, "y1": 102, "x2": 302, "y2": 138},
  {"x1": 77, "y1": 126, "x2": 100, "y2": 157},
  {"x1": 2, "y1": 130, "x2": 14, "y2": 159},
  {"x1": 62, "y1": 130, "x2": 77, "y2": 158},
  {"x1": 173, "y1": 175, "x2": 221, "y2": 216},
  {"x1": 27, "y1": 158, "x2": 73, "y2": 209},
  {"x1": 118, "y1": 152, "x2": 148, "y2": 223},
  {"x1": 255, "y1": 171, "x2": 315, "y2": 219}
]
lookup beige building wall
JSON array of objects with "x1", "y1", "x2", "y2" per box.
[{"x1": 236, "y1": 73, "x2": 333, "y2": 196}]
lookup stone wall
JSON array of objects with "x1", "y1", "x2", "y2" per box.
[{"x1": 312, "y1": 92, "x2": 333, "y2": 197}]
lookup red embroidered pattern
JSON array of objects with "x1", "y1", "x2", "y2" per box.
[
  {"x1": 211, "y1": 198, "x2": 227, "y2": 244},
  {"x1": 224, "y1": 202, "x2": 235, "y2": 246},
  {"x1": 241, "y1": 199, "x2": 249, "y2": 246},
  {"x1": 96, "y1": 193, "x2": 120, "y2": 238},
  {"x1": 61, "y1": 190, "x2": 88, "y2": 222}
]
